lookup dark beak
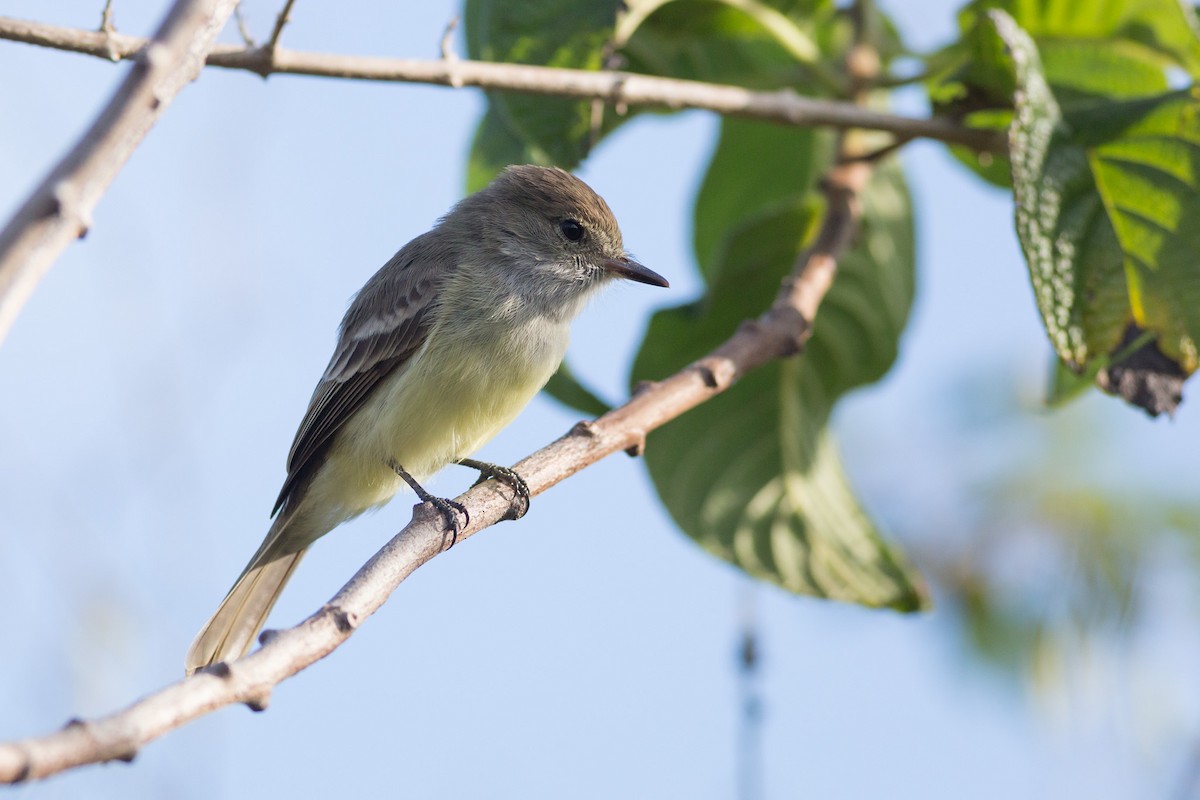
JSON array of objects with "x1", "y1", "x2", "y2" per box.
[{"x1": 602, "y1": 256, "x2": 669, "y2": 288}]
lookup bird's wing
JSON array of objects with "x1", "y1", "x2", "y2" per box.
[{"x1": 271, "y1": 247, "x2": 442, "y2": 515}]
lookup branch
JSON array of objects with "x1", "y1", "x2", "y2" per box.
[
  {"x1": 0, "y1": 121, "x2": 876, "y2": 790},
  {"x1": 264, "y1": 0, "x2": 296, "y2": 52},
  {"x1": 0, "y1": 1, "x2": 239, "y2": 346},
  {"x1": 0, "y1": 15, "x2": 1005, "y2": 155}
]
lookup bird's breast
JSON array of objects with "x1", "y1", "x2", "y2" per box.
[{"x1": 317, "y1": 312, "x2": 571, "y2": 519}]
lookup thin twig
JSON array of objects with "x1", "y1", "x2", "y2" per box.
[
  {"x1": 0, "y1": 1, "x2": 239, "y2": 347},
  {"x1": 233, "y1": 4, "x2": 256, "y2": 47},
  {"x1": 840, "y1": 135, "x2": 912, "y2": 164},
  {"x1": 440, "y1": 16, "x2": 458, "y2": 61},
  {"x1": 98, "y1": 0, "x2": 115, "y2": 34},
  {"x1": 439, "y1": 16, "x2": 462, "y2": 88},
  {"x1": 0, "y1": 108, "x2": 878, "y2": 788},
  {"x1": 0, "y1": 15, "x2": 1007, "y2": 157},
  {"x1": 264, "y1": 0, "x2": 296, "y2": 52}
]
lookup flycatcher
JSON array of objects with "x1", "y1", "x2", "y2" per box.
[{"x1": 185, "y1": 165, "x2": 667, "y2": 675}]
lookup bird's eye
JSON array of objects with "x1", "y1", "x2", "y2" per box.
[{"x1": 560, "y1": 219, "x2": 585, "y2": 242}]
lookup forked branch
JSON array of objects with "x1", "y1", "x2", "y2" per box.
[{"x1": 0, "y1": 0, "x2": 240, "y2": 344}]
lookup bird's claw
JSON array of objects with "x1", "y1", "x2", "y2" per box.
[
  {"x1": 428, "y1": 496, "x2": 470, "y2": 545},
  {"x1": 461, "y1": 460, "x2": 531, "y2": 521}
]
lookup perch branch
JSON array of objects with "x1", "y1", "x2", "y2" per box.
[{"x1": 0, "y1": 125, "x2": 877, "y2": 791}]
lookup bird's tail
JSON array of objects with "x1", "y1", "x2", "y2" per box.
[{"x1": 185, "y1": 513, "x2": 310, "y2": 676}]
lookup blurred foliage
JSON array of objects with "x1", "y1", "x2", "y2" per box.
[{"x1": 907, "y1": 384, "x2": 1200, "y2": 690}]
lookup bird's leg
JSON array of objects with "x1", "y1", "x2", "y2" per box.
[
  {"x1": 387, "y1": 458, "x2": 469, "y2": 545},
  {"x1": 457, "y1": 458, "x2": 531, "y2": 521}
]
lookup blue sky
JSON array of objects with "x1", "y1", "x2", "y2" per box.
[{"x1": 2, "y1": 1, "x2": 1198, "y2": 798}]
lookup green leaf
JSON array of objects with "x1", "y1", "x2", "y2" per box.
[
  {"x1": 616, "y1": 0, "x2": 822, "y2": 65},
  {"x1": 466, "y1": 107, "x2": 540, "y2": 193},
  {"x1": 693, "y1": 118, "x2": 834, "y2": 283},
  {"x1": 928, "y1": 0, "x2": 1200, "y2": 186},
  {"x1": 970, "y1": 0, "x2": 1200, "y2": 79},
  {"x1": 541, "y1": 360, "x2": 613, "y2": 417},
  {"x1": 464, "y1": 0, "x2": 625, "y2": 186},
  {"x1": 618, "y1": 0, "x2": 842, "y2": 94},
  {"x1": 1002, "y1": 10, "x2": 1200, "y2": 414},
  {"x1": 632, "y1": 162, "x2": 927, "y2": 610},
  {"x1": 943, "y1": 0, "x2": 1200, "y2": 107}
]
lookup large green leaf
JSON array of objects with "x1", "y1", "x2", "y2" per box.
[
  {"x1": 632, "y1": 162, "x2": 927, "y2": 609},
  {"x1": 957, "y1": 0, "x2": 1200, "y2": 104},
  {"x1": 617, "y1": 0, "x2": 840, "y2": 93},
  {"x1": 693, "y1": 118, "x2": 834, "y2": 282},
  {"x1": 973, "y1": 0, "x2": 1200, "y2": 78},
  {"x1": 928, "y1": 0, "x2": 1200, "y2": 188},
  {"x1": 464, "y1": 0, "x2": 625, "y2": 187},
  {"x1": 1002, "y1": 11, "x2": 1200, "y2": 414}
]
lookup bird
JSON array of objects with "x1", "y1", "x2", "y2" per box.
[{"x1": 185, "y1": 165, "x2": 668, "y2": 675}]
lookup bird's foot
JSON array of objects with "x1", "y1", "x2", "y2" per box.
[
  {"x1": 458, "y1": 458, "x2": 531, "y2": 521},
  {"x1": 387, "y1": 459, "x2": 469, "y2": 546}
]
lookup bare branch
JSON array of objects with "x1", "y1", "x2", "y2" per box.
[
  {"x1": 0, "y1": 1, "x2": 239, "y2": 346},
  {"x1": 0, "y1": 108, "x2": 876, "y2": 786},
  {"x1": 98, "y1": 0, "x2": 116, "y2": 35},
  {"x1": 0, "y1": 15, "x2": 1006, "y2": 157},
  {"x1": 233, "y1": 4, "x2": 256, "y2": 48},
  {"x1": 264, "y1": 0, "x2": 296, "y2": 52}
]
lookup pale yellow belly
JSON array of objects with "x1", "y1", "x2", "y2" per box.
[{"x1": 294, "y1": 316, "x2": 568, "y2": 536}]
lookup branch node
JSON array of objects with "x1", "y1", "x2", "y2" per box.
[
  {"x1": 624, "y1": 430, "x2": 647, "y2": 458},
  {"x1": 632, "y1": 379, "x2": 657, "y2": 397},
  {"x1": 258, "y1": 628, "x2": 281, "y2": 646},
  {"x1": 694, "y1": 359, "x2": 736, "y2": 390},
  {"x1": 50, "y1": 181, "x2": 90, "y2": 238},
  {"x1": 266, "y1": 0, "x2": 297, "y2": 54},
  {"x1": 763, "y1": 305, "x2": 810, "y2": 356},
  {"x1": 695, "y1": 364, "x2": 720, "y2": 389},
  {"x1": 243, "y1": 692, "x2": 271, "y2": 713},
  {"x1": 570, "y1": 420, "x2": 599, "y2": 438},
  {"x1": 737, "y1": 318, "x2": 764, "y2": 337},
  {"x1": 113, "y1": 747, "x2": 138, "y2": 764},
  {"x1": 327, "y1": 604, "x2": 359, "y2": 634},
  {"x1": 197, "y1": 661, "x2": 233, "y2": 680},
  {"x1": 98, "y1": 0, "x2": 119, "y2": 61},
  {"x1": 62, "y1": 717, "x2": 86, "y2": 731}
]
